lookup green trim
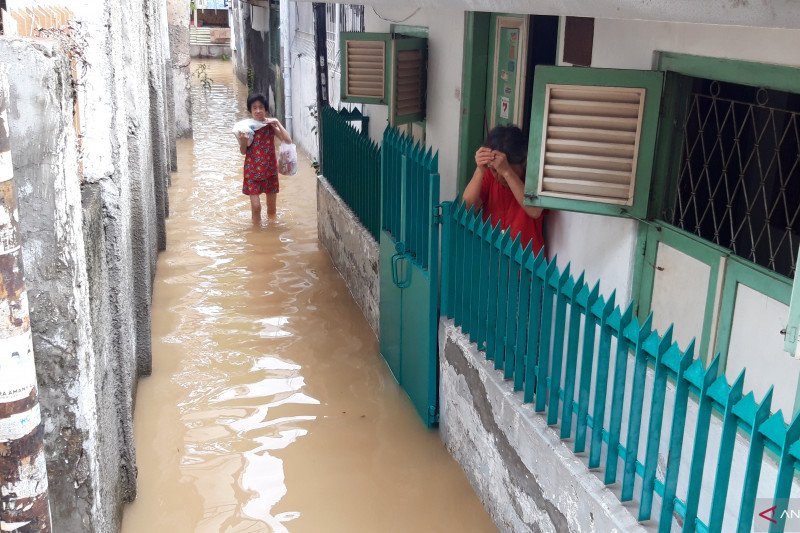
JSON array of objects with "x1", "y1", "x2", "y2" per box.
[
  {"x1": 523, "y1": 66, "x2": 664, "y2": 219},
  {"x1": 637, "y1": 223, "x2": 723, "y2": 363},
  {"x1": 715, "y1": 256, "x2": 792, "y2": 374},
  {"x1": 456, "y1": 11, "x2": 490, "y2": 196},
  {"x1": 657, "y1": 52, "x2": 800, "y2": 94},
  {"x1": 340, "y1": 32, "x2": 392, "y2": 105},
  {"x1": 786, "y1": 263, "x2": 800, "y2": 353},
  {"x1": 647, "y1": 72, "x2": 692, "y2": 221},
  {"x1": 632, "y1": 223, "x2": 656, "y2": 320},
  {"x1": 390, "y1": 24, "x2": 428, "y2": 38}
]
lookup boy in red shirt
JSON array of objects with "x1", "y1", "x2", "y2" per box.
[{"x1": 462, "y1": 126, "x2": 545, "y2": 256}]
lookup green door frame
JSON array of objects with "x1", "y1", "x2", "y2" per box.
[{"x1": 456, "y1": 11, "x2": 491, "y2": 196}]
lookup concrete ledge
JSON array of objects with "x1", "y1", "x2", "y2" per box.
[
  {"x1": 190, "y1": 43, "x2": 230, "y2": 58},
  {"x1": 439, "y1": 319, "x2": 643, "y2": 533},
  {"x1": 316, "y1": 175, "x2": 379, "y2": 338}
]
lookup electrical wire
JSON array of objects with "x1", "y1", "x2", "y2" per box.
[{"x1": 371, "y1": 6, "x2": 420, "y2": 24}]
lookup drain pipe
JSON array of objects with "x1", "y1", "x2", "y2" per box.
[
  {"x1": 281, "y1": 0, "x2": 293, "y2": 137},
  {"x1": 0, "y1": 71, "x2": 52, "y2": 533}
]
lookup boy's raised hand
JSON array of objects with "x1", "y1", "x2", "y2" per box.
[{"x1": 475, "y1": 147, "x2": 494, "y2": 169}]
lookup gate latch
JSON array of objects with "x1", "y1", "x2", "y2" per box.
[{"x1": 433, "y1": 204, "x2": 444, "y2": 225}]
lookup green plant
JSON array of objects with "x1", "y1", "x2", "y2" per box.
[
  {"x1": 307, "y1": 103, "x2": 319, "y2": 134},
  {"x1": 311, "y1": 157, "x2": 321, "y2": 176},
  {"x1": 192, "y1": 63, "x2": 213, "y2": 90},
  {"x1": 220, "y1": 53, "x2": 230, "y2": 61},
  {"x1": 246, "y1": 67, "x2": 254, "y2": 91}
]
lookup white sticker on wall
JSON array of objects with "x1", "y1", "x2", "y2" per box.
[
  {"x1": 0, "y1": 405, "x2": 41, "y2": 441},
  {"x1": 500, "y1": 96, "x2": 510, "y2": 119},
  {"x1": 0, "y1": 331, "x2": 37, "y2": 403}
]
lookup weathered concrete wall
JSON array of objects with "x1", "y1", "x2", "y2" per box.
[
  {"x1": 317, "y1": 176, "x2": 379, "y2": 338},
  {"x1": 230, "y1": 0, "x2": 280, "y2": 117},
  {"x1": 0, "y1": 0, "x2": 174, "y2": 528},
  {"x1": 1, "y1": 38, "x2": 106, "y2": 532},
  {"x1": 167, "y1": 0, "x2": 192, "y2": 138},
  {"x1": 438, "y1": 320, "x2": 643, "y2": 532},
  {"x1": 80, "y1": 183, "x2": 121, "y2": 530},
  {"x1": 190, "y1": 43, "x2": 231, "y2": 58}
]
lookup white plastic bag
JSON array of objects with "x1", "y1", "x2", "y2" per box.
[
  {"x1": 232, "y1": 118, "x2": 268, "y2": 146},
  {"x1": 278, "y1": 143, "x2": 298, "y2": 176}
]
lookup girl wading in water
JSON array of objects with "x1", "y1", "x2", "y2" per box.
[{"x1": 236, "y1": 93, "x2": 292, "y2": 221}]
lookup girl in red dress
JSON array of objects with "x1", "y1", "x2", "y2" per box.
[{"x1": 236, "y1": 93, "x2": 292, "y2": 221}]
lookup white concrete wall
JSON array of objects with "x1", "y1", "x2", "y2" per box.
[{"x1": 361, "y1": 7, "x2": 465, "y2": 203}]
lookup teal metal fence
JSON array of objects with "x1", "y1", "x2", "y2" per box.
[
  {"x1": 381, "y1": 127, "x2": 438, "y2": 270},
  {"x1": 321, "y1": 106, "x2": 381, "y2": 240},
  {"x1": 441, "y1": 201, "x2": 797, "y2": 533}
]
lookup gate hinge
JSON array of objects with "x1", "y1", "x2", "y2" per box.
[{"x1": 433, "y1": 204, "x2": 444, "y2": 225}]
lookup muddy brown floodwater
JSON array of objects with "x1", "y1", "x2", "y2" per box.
[{"x1": 120, "y1": 61, "x2": 496, "y2": 532}]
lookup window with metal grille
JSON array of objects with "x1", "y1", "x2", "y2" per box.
[
  {"x1": 339, "y1": 4, "x2": 364, "y2": 33},
  {"x1": 325, "y1": 4, "x2": 336, "y2": 43},
  {"x1": 666, "y1": 78, "x2": 800, "y2": 279}
]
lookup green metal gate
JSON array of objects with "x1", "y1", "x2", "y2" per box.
[{"x1": 379, "y1": 127, "x2": 440, "y2": 427}]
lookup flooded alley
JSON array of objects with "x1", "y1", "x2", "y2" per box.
[{"x1": 119, "y1": 61, "x2": 496, "y2": 532}]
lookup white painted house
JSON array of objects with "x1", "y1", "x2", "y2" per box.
[{"x1": 281, "y1": 1, "x2": 800, "y2": 530}]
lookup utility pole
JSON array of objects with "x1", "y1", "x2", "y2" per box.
[
  {"x1": 0, "y1": 72, "x2": 52, "y2": 532},
  {"x1": 313, "y1": 2, "x2": 329, "y2": 171}
]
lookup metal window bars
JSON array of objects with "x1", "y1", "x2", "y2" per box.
[{"x1": 668, "y1": 79, "x2": 800, "y2": 279}]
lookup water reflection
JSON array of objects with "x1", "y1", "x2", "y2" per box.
[{"x1": 121, "y1": 60, "x2": 496, "y2": 533}]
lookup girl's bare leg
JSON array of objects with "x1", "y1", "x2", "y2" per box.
[
  {"x1": 249, "y1": 194, "x2": 262, "y2": 221},
  {"x1": 266, "y1": 193, "x2": 277, "y2": 217}
]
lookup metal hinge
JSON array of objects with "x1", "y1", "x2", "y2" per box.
[{"x1": 433, "y1": 204, "x2": 444, "y2": 225}]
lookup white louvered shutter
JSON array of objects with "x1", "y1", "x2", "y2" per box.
[
  {"x1": 342, "y1": 35, "x2": 387, "y2": 103},
  {"x1": 524, "y1": 67, "x2": 664, "y2": 219},
  {"x1": 539, "y1": 85, "x2": 643, "y2": 204},
  {"x1": 390, "y1": 37, "x2": 427, "y2": 125}
]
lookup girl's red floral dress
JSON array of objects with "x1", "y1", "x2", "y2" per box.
[{"x1": 242, "y1": 125, "x2": 278, "y2": 195}]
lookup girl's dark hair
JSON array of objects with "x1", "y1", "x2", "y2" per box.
[
  {"x1": 246, "y1": 93, "x2": 269, "y2": 112},
  {"x1": 483, "y1": 125, "x2": 527, "y2": 165}
]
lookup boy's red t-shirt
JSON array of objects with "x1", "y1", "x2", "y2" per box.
[{"x1": 479, "y1": 167, "x2": 545, "y2": 255}]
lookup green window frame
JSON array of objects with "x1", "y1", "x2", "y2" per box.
[
  {"x1": 523, "y1": 66, "x2": 663, "y2": 219},
  {"x1": 633, "y1": 52, "x2": 800, "y2": 366}
]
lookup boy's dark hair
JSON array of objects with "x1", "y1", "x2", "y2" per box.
[
  {"x1": 246, "y1": 93, "x2": 269, "y2": 112},
  {"x1": 483, "y1": 125, "x2": 527, "y2": 165}
]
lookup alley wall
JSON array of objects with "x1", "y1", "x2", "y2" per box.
[
  {"x1": 0, "y1": 0, "x2": 175, "y2": 529},
  {"x1": 168, "y1": 0, "x2": 193, "y2": 138}
]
